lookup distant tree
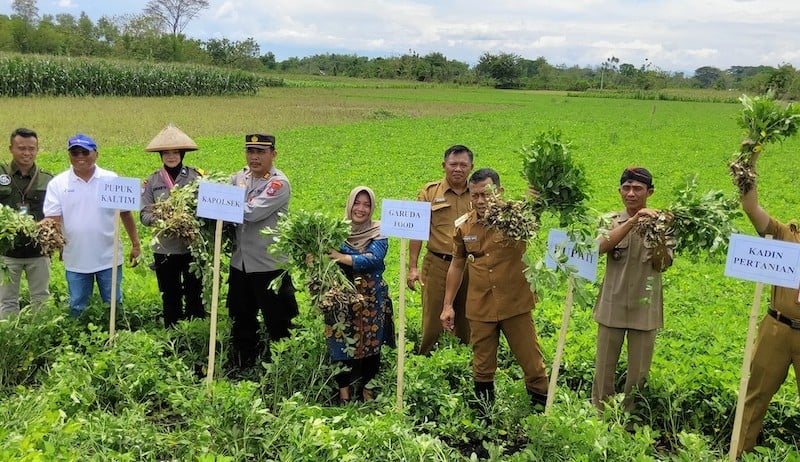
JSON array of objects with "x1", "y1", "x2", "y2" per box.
[
  {"x1": 144, "y1": 0, "x2": 209, "y2": 35},
  {"x1": 477, "y1": 52, "x2": 523, "y2": 88},
  {"x1": 599, "y1": 55, "x2": 618, "y2": 90},
  {"x1": 260, "y1": 51, "x2": 276, "y2": 70},
  {"x1": 12, "y1": 0, "x2": 38, "y2": 24},
  {"x1": 766, "y1": 64, "x2": 796, "y2": 97},
  {"x1": 693, "y1": 66, "x2": 724, "y2": 89},
  {"x1": 204, "y1": 37, "x2": 260, "y2": 69}
]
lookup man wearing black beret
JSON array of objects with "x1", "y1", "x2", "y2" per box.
[{"x1": 591, "y1": 167, "x2": 674, "y2": 413}]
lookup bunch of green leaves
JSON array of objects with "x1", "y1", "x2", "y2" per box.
[
  {"x1": 730, "y1": 91, "x2": 800, "y2": 194},
  {"x1": 520, "y1": 129, "x2": 590, "y2": 227},
  {"x1": 148, "y1": 171, "x2": 232, "y2": 306},
  {"x1": 0, "y1": 205, "x2": 39, "y2": 276},
  {"x1": 637, "y1": 175, "x2": 740, "y2": 261},
  {"x1": 267, "y1": 209, "x2": 354, "y2": 306}
]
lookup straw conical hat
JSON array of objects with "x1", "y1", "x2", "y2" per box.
[{"x1": 145, "y1": 124, "x2": 198, "y2": 152}]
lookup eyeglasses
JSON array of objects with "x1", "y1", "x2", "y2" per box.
[{"x1": 69, "y1": 149, "x2": 92, "y2": 157}]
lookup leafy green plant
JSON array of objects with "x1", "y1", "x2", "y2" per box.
[
  {"x1": 729, "y1": 92, "x2": 800, "y2": 194},
  {"x1": 635, "y1": 175, "x2": 741, "y2": 260}
]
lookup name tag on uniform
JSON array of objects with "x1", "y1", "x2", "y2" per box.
[
  {"x1": 454, "y1": 212, "x2": 469, "y2": 228},
  {"x1": 434, "y1": 197, "x2": 446, "y2": 203},
  {"x1": 463, "y1": 235, "x2": 477, "y2": 242}
]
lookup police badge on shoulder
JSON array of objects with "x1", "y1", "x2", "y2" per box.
[{"x1": 0, "y1": 174, "x2": 10, "y2": 186}]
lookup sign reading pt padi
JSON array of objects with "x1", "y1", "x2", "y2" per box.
[
  {"x1": 98, "y1": 177, "x2": 141, "y2": 211},
  {"x1": 545, "y1": 229, "x2": 599, "y2": 282},
  {"x1": 380, "y1": 199, "x2": 431, "y2": 240},
  {"x1": 724, "y1": 233, "x2": 800, "y2": 289},
  {"x1": 197, "y1": 181, "x2": 246, "y2": 224}
]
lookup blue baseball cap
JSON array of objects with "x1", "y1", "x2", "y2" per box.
[{"x1": 67, "y1": 133, "x2": 97, "y2": 151}]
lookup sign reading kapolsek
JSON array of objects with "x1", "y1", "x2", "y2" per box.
[
  {"x1": 724, "y1": 233, "x2": 800, "y2": 288},
  {"x1": 98, "y1": 177, "x2": 141, "y2": 211},
  {"x1": 545, "y1": 229, "x2": 599, "y2": 282},
  {"x1": 196, "y1": 181, "x2": 246, "y2": 224},
  {"x1": 380, "y1": 199, "x2": 431, "y2": 240}
]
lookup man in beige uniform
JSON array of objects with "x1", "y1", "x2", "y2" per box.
[
  {"x1": 408, "y1": 145, "x2": 473, "y2": 355},
  {"x1": 736, "y1": 150, "x2": 800, "y2": 456},
  {"x1": 441, "y1": 168, "x2": 549, "y2": 410},
  {"x1": 592, "y1": 167, "x2": 673, "y2": 412}
]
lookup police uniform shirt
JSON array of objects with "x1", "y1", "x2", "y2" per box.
[
  {"x1": 417, "y1": 177, "x2": 471, "y2": 255},
  {"x1": 140, "y1": 165, "x2": 202, "y2": 255},
  {"x1": 229, "y1": 166, "x2": 291, "y2": 273},
  {"x1": 763, "y1": 218, "x2": 800, "y2": 319},
  {"x1": 593, "y1": 211, "x2": 668, "y2": 331},
  {"x1": 452, "y1": 210, "x2": 535, "y2": 322}
]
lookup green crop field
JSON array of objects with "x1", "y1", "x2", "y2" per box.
[{"x1": 0, "y1": 86, "x2": 798, "y2": 461}]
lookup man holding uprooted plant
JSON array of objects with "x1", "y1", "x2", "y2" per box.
[
  {"x1": 227, "y1": 133, "x2": 298, "y2": 371},
  {"x1": 408, "y1": 144, "x2": 473, "y2": 355},
  {"x1": 440, "y1": 168, "x2": 550, "y2": 412},
  {"x1": 0, "y1": 128, "x2": 54, "y2": 318},
  {"x1": 592, "y1": 167, "x2": 674, "y2": 413},
  {"x1": 736, "y1": 149, "x2": 800, "y2": 456}
]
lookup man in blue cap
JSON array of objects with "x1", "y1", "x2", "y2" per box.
[{"x1": 43, "y1": 133, "x2": 141, "y2": 317}]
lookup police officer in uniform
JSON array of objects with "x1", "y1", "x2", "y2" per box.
[
  {"x1": 408, "y1": 145, "x2": 473, "y2": 355},
  {"x1": 0, "y1": 128, "x2": 54, "y2": 317},
  {"x1": 227, "y1": 133, "x2": 299, "y2": 370},
  {"x1": 140, "y1": 124, "x2": 206, "y2": 328},
  {"x1": 440, "y1": 168, "x2": 550, "y2": 410}
]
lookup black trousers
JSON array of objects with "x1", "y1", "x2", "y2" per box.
[
  {"x1": 335, "y1": 353, "x2": 381, "y2": 390},
  {"x1": 154, "y1": 253, "x2": 205, "y2": 328},
  {"x1": 226, "y1": 267, "x2": 299, "y2": 368}
]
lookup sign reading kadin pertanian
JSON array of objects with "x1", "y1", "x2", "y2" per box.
[
  {"x1": 98, "y1": 177, "x2": 141, "y2": 211},
  {"x1": 380, "y1": 199, "x2": 431, "y2": 240},
  {"x1": 196, "y1": 181, "x2": 246, "y2": 224},
  {"x1": 545, "y1": 228, "x2": 599, "y2": 282},
  {"x1": 724, "y1": 233, "x2": 800, "y2": 289}
]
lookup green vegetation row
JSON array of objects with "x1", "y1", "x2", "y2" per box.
[{"x1": 0, "y1": 54, "x2": 283, "y2": 96}]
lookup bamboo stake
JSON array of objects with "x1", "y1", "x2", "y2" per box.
[
  {"x1": 396, "y1": 238, "x2": 408, "y2": 411},
  {"x1": 108, "y1": 209, "x2": 121, "y2": 344},
  {"x1": 205, "y1": 219, "x2": 224, "y2": 387},
  {"x1": 545, "y1": 275, "x2": 574, "y2": 413}
]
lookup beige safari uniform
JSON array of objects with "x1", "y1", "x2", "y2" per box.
[
  {"x1": 416, "y1": 178, "x2": 471, "y2": 354},
  {"x1": 737, "y1": 218, "x2": 800, "y2": 455},
  {"x1": 452, "y1": 210, "x2": 548, "y2": 394},
  {"x1": 592, "y1": 210, "x2": 673, "y2": 411}
]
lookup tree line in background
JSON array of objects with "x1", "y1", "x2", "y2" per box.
[{"x1": 2, "y1": 0, "x2": 799, "y2": 98}]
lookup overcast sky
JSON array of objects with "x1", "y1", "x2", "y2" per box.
[{"x1": 3, "y1": 0, "x2": 799, "y2": 74}]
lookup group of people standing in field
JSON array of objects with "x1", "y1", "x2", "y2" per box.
[{"x1": 2, "y1": 126, "x2": 797, "y2": 457}]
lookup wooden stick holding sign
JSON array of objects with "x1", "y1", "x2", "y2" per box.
[
  {"x1": 723, "y1": 233, "x2": 800, "y2": 460},
  {"x1": 543, "y1": 229, "x2": 598, "y2": 413},
  {"x1": 196, "y1": 181, "x2": 246, "y2": 387},
  {"x1": 97, "y1": 177, "x2": 141, "y2": 344},
  {"x1": 380, "y1": 199, "x2": 430, "y2": 411}
]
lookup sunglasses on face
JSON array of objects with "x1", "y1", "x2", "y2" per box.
[{"x1": 69, "y1": 149, "x2": 92, "y2": 157}]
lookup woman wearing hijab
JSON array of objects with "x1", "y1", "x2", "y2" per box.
[
  {"x1": 140, "y1": 124, "x2": 206, "y2": 328},
  {"x1": 328, "y1": 186, "x2": 395, "y2": 402}
]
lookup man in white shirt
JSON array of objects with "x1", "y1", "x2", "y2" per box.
[{"x1": 43, "y1": 134, "x2": 141, "y2": 317}]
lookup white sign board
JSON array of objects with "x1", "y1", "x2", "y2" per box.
[
  {"x1": 196, "y1": 181, "x2": 246, "y2": 224},
  {"x1": 724, "y1": 233, "x2": 800, "y2": 289},
  {"x1": 545, "y1": 228, "x2": 599, "y2": 282},
  {"x1": 380, "y1": 199, "x2": 431, "y2": 240},
  {"x1": 98, "y1": 177, "x2": 140, "y2": 211}
]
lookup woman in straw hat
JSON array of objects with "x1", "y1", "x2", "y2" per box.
[{"x1": 140, "y1": 124, "x2": 206, "y2": 328}]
